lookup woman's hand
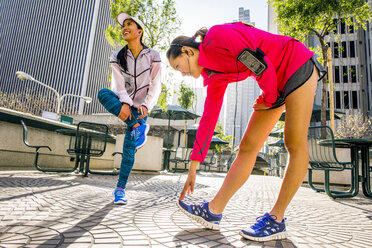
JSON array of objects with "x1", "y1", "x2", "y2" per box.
[
  {"x1": 118, "y1": 104, "x2": 131, "y2": 122},
  {"x1": 179, "y1": 160, "x2": 199, "y2": 201},
  {"x1": 253, "y1": 101, "x2": 270, "y2": 111},
  {"x1": 137, "y1": 105, "x2": 148, "y2": 119}
]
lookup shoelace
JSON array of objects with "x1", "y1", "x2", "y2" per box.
[
  {"x1": 251, "y1": 214, "x2": 277, "y2": 230},
  {"x1": 115, "y1": 189, "x2": 125, "y2": 197},
  {"x1": 130, "y1": 128, "x2": 139, "y2": 140}
]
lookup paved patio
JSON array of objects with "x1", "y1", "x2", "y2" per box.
[{"x1": 0, "y1": 170, "x2": 371, "y2": 248}]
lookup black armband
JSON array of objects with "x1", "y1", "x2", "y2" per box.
[{"x1": 237, "y1": 47, "x2": 268, "y2": 76}]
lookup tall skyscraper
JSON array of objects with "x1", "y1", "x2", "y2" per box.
[
  {"x1": 0, "y1": 0, "x2": 114, "y2": 115},
  {"x1": 223, "y1": 7, "x2": 261, "y2": 146}
]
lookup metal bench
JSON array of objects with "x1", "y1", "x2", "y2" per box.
[{"x1": 308, "y1": 125, "x2": 358, "y2": 198}]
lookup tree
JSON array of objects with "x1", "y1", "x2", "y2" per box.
[
  {"x1": 177, "y1": 81, "x2": 196, "y2": 110},
  {"x1": 105, "y1": 0, "x2": 181, "y2": 51},
  {"x1": 269, "y1": 0, "x2": 372, "y2": 125},
  {"x1": 157, "y1": 84, "x2": 171, "y2": 111},
  {"x1": 214, "y1": 122, "x2": 234, "y2": 153}
]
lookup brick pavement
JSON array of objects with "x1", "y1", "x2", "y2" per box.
[{"x1": 0, "y1": 171, "x2": 371, "y2": 248}]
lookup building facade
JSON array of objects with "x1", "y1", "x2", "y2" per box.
[
  {"x1": 0, "y1": 0, "x2": 114, "y2": 115},
  {"x1": 268, "y1": 2, "x2": 372, "y2": 119},
  {"x1": 223, "y1": 7, "x2": 261, "y2": 146}
]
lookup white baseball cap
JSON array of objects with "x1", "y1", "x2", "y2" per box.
[{"x1": 117, "y1": 12, "x2": 145, "y2": 33}]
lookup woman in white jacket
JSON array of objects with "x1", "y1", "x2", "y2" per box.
[{"x1": 98, "y1": 12, "x2": 161, "y2": 205}]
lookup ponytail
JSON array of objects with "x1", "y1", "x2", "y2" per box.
[{"x1": 166, "y1": 27, "x2": 208, "y2": 60}]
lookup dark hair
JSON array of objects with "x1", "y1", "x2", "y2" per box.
[
  {"x1": 166, "y1": 27, "x2": 208, "y2": 60},
  {"x1": 118, "y1": 22, "x2": 145, "y2": 71}
]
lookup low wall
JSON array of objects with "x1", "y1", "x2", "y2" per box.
[{"x1": 114, "y1": 134, "x2": 163, "y2": 171}]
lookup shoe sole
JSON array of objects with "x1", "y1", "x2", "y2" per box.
[
  {"x1": 136, "y1": 124, "x2": 150, "y2": 150},
  {"x1": 176, "y1": 202, "x2": 220, "y2": 230},
  {"x1": 114, "y1": 200, "x2": 127, "y2": 205},
  {"x1": 239, "y1": 230, "x2": 288, "y2": 241}
]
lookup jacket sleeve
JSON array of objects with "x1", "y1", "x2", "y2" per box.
[
  {"x1": 190, "y1": 81, "x2": 228, "y2": 162},
  {"x1": 110, "y1": 53, "x2": 133, "y2": 106},
  {"x1": 142, "y1": 51, "x2": 162, "y2": 111},
  {"x1": 200, "y1": 24, "x2": 279, "y2": 107}
]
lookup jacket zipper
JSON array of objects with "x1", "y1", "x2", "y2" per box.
[{"x1": 132, "y1": 49, "x2": 144, "y2": 100}]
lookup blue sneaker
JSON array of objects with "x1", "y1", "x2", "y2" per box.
[
  {"x1": 113, "y1": 188, "x2": 127, "y2": 205},
  {"x1": 134, "y1": 124, "x2": 150, "y2": 149},
  {"x1": 177, "y1": 201, "x2": 222, "y2": 230},
  {"x1": 239, "y1": 213, "x2": 287, "y2": 241}
]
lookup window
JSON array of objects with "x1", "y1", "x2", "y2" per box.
[
  {"x1": 344, "y1": 91, "x2": 349, "y2": 109},
  {"x1": 342, "y1": 41, "x2": 347, "y2": 58},
  {"x1": 352, "y1": 91, "x2": 358, "y2": 109},
  {"x1": 343, "y1": 66, "x2": 348, "y2": 83},
  {"x1": 340, "y1": 21, "x2": 346, "y2": 34},
  {"x1": 348, "y1": 25, "x2": 354, "y2": 33},
  {"x1": 335, "y1": 91, "x2": 341, "y2": 109},
  {"x1": 350, "y1": 65, "x2": 357, "y2": 83},
  {"x1": 335, "y1": 66, "x2": 340, "y2": 83},
  {"x1": 334, "y1": 42, "x2": 339, "y2": 58},
  {"x1": 349, "y1": 41, "x2": 355, "y2": 57},
  {"x1": 327, "y1": 91, "x2": 330, "y2": 108}
]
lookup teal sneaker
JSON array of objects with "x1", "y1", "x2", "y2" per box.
[{"x1": 113, "y1": 188, "x2": 127, "y2": 205}]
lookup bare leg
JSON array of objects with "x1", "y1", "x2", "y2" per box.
[
  {"x1": 209, "y1": 105, "x2": 285, "y2": 214},
  {"x1": 269, "y1": 67, "x2": 318, "y2": 221}
]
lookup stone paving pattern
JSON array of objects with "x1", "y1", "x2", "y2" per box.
[{"x1": 0, "y1": 171, "x2": 371, "y2": 248}]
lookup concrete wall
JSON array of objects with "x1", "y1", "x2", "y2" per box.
[{"x1": 114, "y1": 134, "x2": 163, "y2": 171}]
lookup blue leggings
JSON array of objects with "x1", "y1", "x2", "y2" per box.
[{"x1": 98, "y1": 88, "x2": 147, "y2": 189}]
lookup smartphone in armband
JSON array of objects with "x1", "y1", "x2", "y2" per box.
[{"x1": 237, "y1": 48, "x2": 268, "y2": 77}]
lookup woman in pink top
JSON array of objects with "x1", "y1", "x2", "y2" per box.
[{"x1": 167, "y1": 22, "x2": 325, "y2": 241}]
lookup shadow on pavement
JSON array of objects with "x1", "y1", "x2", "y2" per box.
[
  {"x1": 173, "y1": 228, "x2": 233, "y2": 247},
  {"x1": 38, "y1": 202, "x2": 124, "y2": 247},
  {"x1": 0, "y1": 176, "x2": 80, "y2": 202}
]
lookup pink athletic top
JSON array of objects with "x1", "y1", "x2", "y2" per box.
[{"x1": 190, "y1": 22, "x2": 314, "y2": 162}]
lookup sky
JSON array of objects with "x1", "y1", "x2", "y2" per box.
[
  {"x1": 163, "y1": 0, "x2": 269, "y2": 96},
  {"x1": 174, "y1": 0, "x2": 268, "y2": 37}
]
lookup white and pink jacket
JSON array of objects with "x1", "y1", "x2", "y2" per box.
[
  {"x1": 110, "y1": 45, "x2": 161, "y2": 111},
  {"x1": 190, "y1": 22, "x2": 314, "y2": 162}
]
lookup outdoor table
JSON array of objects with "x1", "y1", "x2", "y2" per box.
[
  {"x1": 319, "y1": 138, "x2": 372, "y2": 197},
  {"x1": 56, "y1": 128, "x2": 116, "y2": 176}
]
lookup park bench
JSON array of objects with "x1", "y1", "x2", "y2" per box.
[{"x1": 307, "y1": 125, "x2": 358, "y2": 198}]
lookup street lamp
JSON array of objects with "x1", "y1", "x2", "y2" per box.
[
  {"x1": 58, "y1": 94, "x2": 92, "y2": 114},
  {"x1": 15, "y1": 71, "x2": 92, "y2": 115}
]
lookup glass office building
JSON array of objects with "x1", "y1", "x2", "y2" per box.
[{"x1": 0, "y1": 0, "x2": 114, "y2": 115}]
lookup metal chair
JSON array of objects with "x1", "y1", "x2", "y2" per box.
[
  {"x1": 201, "y1": 151, "x2": 218, "y2": 172},
  {"x1": 169, "y1": 147, "x2": 191, "y2": 172},
  {"x1": 21, "y1": 120, "x2": 77, "y2": 173},
  {"x1": 308, "y1": 125, "x2": 358, "y2": 198},
  {"x1": 67, "y1": 121, "x2": 110, "y2": 176}
]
